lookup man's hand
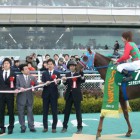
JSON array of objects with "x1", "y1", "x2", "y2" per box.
[
  {"x1": 15, "y1": 89, "x2": 19, "y2": 94},
  {"x1": 46, "y1": 81, "x2": 51, "y2": 85},
  {"x1": 56, "y1": 78, "x2": 61, "y2": 83},
  {"x1": 20, "y1": 87, "x2": 25, "y2": 92},
  {"x1": 111, "y1": 58, "x2": 119, "y2": 65},
  {"x1": 62, "y1": 77, "x2": 67, "y2": 81},
  {"x1": 14, "y1": 89, "x2": 19, "y2": 96},
  {"x1": 113, "y1": 61, "x2": 119, "y2": 65}
]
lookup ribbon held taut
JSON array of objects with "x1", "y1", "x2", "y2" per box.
[{"x1": 0, "y1": 75, "x2": 81, "y2": 94}]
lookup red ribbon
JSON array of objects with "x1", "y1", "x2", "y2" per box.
[
  {"x1": 10, "y1": 76, "x2": 14, "y2": 88},
  {"x1": 51, "y1": 74, "x2": 57, "y2": 84},
  {"x1": 30, "y1": 81, "x2": 35, "y2": 91},
  {"x1": 72, "y1": 77, "x2": 77, "y2": 88}
]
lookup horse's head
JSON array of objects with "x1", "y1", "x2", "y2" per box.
[
  {"x1": 76, "y1": 60, "x2": 87, "y2": 72},
  {"x1": 78, "y1": 47, "x2": 95, "y2": 71},
  {"x1": 67, "y1": 60, "x2": 86, "y2": 72}
]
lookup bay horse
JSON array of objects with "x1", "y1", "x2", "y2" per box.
[{"x1": 79, "y1": 52, "x2": 140, "y2": 139}]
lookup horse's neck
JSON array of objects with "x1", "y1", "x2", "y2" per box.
[{"x1": 94, "y1": 54, "x2": 110, "y2": 80}]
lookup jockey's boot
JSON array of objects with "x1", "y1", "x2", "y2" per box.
[{"x1": 121, "y1": 69, "x2": 133, "y2": 82}]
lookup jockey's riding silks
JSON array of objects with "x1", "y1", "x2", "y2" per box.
[{"x1": 117, "y1": 42, "x2": 140, "y2": 73}]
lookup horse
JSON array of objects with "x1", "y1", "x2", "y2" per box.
[{"x1": 77, "y1": 52, "x2": 140, "y2": 139}]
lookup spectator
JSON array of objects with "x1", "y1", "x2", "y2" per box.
[
  {"x1": 64, "y1": 54, "x2": 70, "y2": 66},
  {"x1": 104, "y1": 45, "x2": 108, "y2": 50},
  {"x1": 26, "y1": 56, "x2": 32, "y2": 63},
  {"x1": 31, "y1": 53, "x2": 40, "y2": 70},
  {"x1": 74, "y1": 55, "x2": 80, "y2": 62},
  {"x1": 45, "y1": 54, "x2": 50, "y2": 61},
  {"x1": 70, "y1": 56, "x2": 75, "y2": 61},
  {"x1": 11, "y1": 60, "x2": 20, "y2": 73},
  {"x1": 54, "y1": 58, "x2": 67, "y2": 72},
  {"x1": 114, "y1": 40, "x2": 120, "y2": 51},
  {"x1": 112, "y1": 50, "x2": 120, "y2": 58},
  {"x1": 10, "y1": 57, "x2": 14, "y2": 66},
  {"x1": 27, "y1": 62, "x2": 35, "y2": 71},
  {"x1": 40, "y1": 61, "x2": 48, "y2": 71},
  {"x1": 53, "y1": 54, "x2": 59, "y2": 66}
]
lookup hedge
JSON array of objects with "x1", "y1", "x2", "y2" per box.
[{"x1": 8, "y1": 96, "x2": 140, "y2": 115}]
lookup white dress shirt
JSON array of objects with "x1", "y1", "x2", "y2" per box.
[
  {"x1": 48, "y1": 70, "x2": 54, "y2": 76},
  {"x1": 23, "y1": 74, "x2": 29, "y2": 83},
  {"x1": 3, "y1": 69, "x2": 10, "y2": 80}
]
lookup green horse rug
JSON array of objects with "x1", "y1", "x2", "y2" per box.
[{"x1": 101, "y1": 61, "x2": 137, "y2": 118}]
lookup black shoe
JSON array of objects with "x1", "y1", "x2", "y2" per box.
[
  {"x1": 30, "y1": 128, "x2": 36, "y2": 132},
  {"x1": 122, "y1": 69, "x2": 133, "y2": 82},
  {"x1": 42, "y1": 128, "x2": 48, "y2": 133},
  {"x1": 61, "y1": 128, "x2": 67, "y2": 133},
  {"x1": 21, "y1": 128, "x2": 26, "y2": 133},
  {"x1": 8, "y1": 129, "x2": 13, "y2": 134},
  {"x1": 0, "y1": 128, "x2": 5, "y2": 135},
  {"x1": 122, "y1": 69, "x2": 129, "y2": 76},
  {"x1": 76, "y1": 128, "x2": 82, "y2": 134},
  {"x1": 52, "y1": 129, "x2": 56, "y2": 133}
]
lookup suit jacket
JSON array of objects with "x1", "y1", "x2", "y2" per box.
[
  {"x1": 0, "y1": 69, "x2": 16, "y2": 98},
  {"x1": 16, "y1": 74, "x2": 38, "y2": 106},
  {"x1": 64, "y1": 72, "x2": 85, "y2": 102},
  {"x1": 42, "y1": 70, "x2": 60, "y2": 99}
]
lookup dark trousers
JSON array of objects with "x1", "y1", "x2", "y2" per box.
[
  {"x1": 43, "y1": 97, "x2": 58, "y2": 129},
  {"x1": 63, "y1": 94, "x2": 82, "y2": 129},
  {"x1": 0, "y1": 94, "x2": 15, "y2": 130}
]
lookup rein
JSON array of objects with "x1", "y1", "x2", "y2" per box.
[{"x1": 94, "y1": 64, "x2": 115, "y2": 70}]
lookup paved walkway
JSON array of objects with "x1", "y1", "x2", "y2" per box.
[{"x1": 0, "y1": 113, "x2": 140, "y2": 140}]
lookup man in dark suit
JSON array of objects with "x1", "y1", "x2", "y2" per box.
[
  {"x1": 0, "y1": 58, "x2": 16, "y2": 135},
  {"x1": 61, "y1": 60, "x2": 85, "y2": 134},
  {"x1": 42, "y1": 58, "x2": 60, "y2": 133}
]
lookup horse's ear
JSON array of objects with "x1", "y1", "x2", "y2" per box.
[{"x1": 87, "y1": 47, "x2": 92, "y2": 54}]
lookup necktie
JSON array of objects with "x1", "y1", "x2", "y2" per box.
[
  {"x1": 5, "y1": 72, "x2": 7, "y2": 81},
  {"x1": 49, "y1": 72, "x2": 52, "y2": 76},
  {"x1": 25, "y1": 76, "x2": 28, "y2": 83}
]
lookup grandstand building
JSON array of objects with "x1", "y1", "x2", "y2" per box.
[{"x1": 0, "y1": 0, "x2": 140, "y2": 59}]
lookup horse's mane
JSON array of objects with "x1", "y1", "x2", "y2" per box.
[
  {"x1": 87, "y1": 48, "x2": 111, "y2": 62},
  {"x1": 96, "y1": 52, "x2": 111, "y2": 62}
]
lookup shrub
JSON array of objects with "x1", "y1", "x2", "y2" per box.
[{"x1": 5, "y1": 94, "x2": 140, "y2": 115}]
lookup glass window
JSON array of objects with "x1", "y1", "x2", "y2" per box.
[
  {"x1": 0, "y1": 0, "x2": 138, "y2": 7},
  {"x1": 0, "y1": 26, "x2": 140, "y2": 50}
]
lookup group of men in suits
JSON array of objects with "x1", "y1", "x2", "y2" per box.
[
  {"x1": 0, "y1": 58, "x2": 38, "y2": 135},
  {"x1": 0, "y1": 57, "x2": 85, "y2": 135},
  {"x1": 41, "y1": 58, "x2": 85, "y2": 134}
]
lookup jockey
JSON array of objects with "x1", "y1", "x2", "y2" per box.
[{"x1": 115, "y1": 31, "x2": 140, "y2": 82}]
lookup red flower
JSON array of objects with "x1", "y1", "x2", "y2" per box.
[
  {"x1": 31, "y1": 81, "x2": 35, "y2": 86},
  {"x1": 10, "y1": 76, "x2": 14, "y2": 81},
  {"x1": 51, "y1": 74, "x2": 57, "y2": 80},
  {"x1": 72, "y1": 77, "x2": 77, "y2": 81}
]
